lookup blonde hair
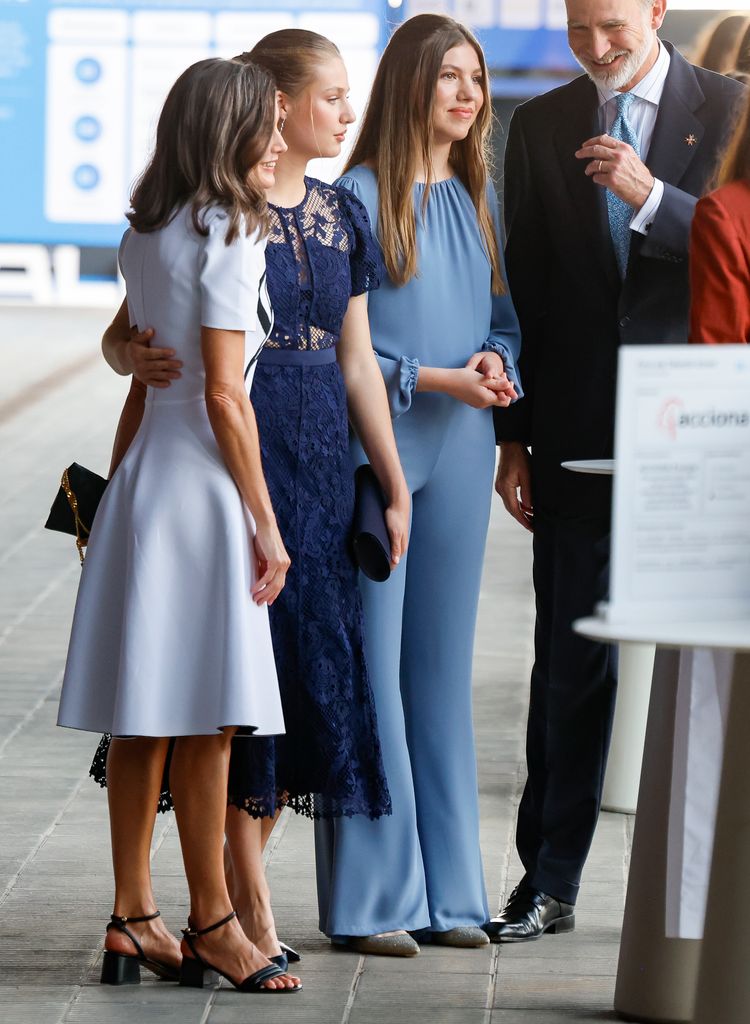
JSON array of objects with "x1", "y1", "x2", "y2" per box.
[
  {"x1": 128, "y1": 58, "x2": 274, "y2": 243},
  {"x1": 237, "y1": 29, "x2": 340, "y2": 98},
  {"x1": 345, "y1": 14, "x2": 503, "y2": 294}
]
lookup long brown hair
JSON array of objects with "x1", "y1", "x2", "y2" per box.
[
  {"x1": 715, "y1": 89, "x2": 750, "y2": 187},
  {"x1": 345, "y1": 14, "x2": 503, "y2": 294},
  {"x1": 691, "y1": 13, "x2": 749, "y2": 74},
  {"x1": 128, "y1": 57, "x2": 275, "y2": 243},
  {"x1": 237, "y1": 28, "x2": 340, "y2": 98},
  {"x1": 735, "y1": 21, "x2": 750, "y2": 76}
]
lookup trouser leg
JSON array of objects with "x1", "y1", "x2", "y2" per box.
[
  {"x1": 314, "y1": 540, "x2": 430, "y2": 937},
  {"x1": 399, "y1": 408, "x2": 494, "y2": 929},
  {"x1": 517, "y1": 515, "x2": 617, "y2": 905}
]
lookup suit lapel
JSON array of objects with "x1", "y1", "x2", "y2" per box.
[
  {"x1": 644, "y1": 43, "x2": 705, "y2": 186},
  {"x1": 554, "y1": 76, "x2": 621, "y2": 290}
]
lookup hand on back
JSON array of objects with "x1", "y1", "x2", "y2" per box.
[{"x1": 127, "y1": 327, "x2": 183, "y2": 388}]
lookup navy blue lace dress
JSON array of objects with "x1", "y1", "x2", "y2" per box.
[{"x1": 90, "y1": 177, "x2": 391, "y2": 821}]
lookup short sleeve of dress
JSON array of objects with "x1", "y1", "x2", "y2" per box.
[
  {"x1": 117, "y1": 228, "x2": 136, "y2": 328},
  {"x1": 199, "y1": 209, "x2": 264, "y2": 331},
  {"x1": 117, "y1": 227, "x2": 132, "y2": 277},
  {"x1": 335, "y1": 185, "x2": 381, "y2": 297}
]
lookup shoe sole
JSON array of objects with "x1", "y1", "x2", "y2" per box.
[
  {"x1": 488, "y1": 916, "x2": 575, "y2": 943},
  {"x1": 339, "y1": 938, "x2": 420, "y2": 957}
]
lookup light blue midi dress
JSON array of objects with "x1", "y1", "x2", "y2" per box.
[{"x1": 315, "y1": 166, "x2": 522, "y2": 936}]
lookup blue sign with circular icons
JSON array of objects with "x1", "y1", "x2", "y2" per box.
[
  {"x1": 74, "y1": 115, "x2": 101, "y2": 142},
  {"x1": 73, "y1": 163, "x2": 100, "y2": 191},
  {"x1": 75, "y1": 57, "x2": 101, "y2": 84}
]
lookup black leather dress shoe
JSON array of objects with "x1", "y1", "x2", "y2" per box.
[{"x1": 482, "y1": 885, "x2": 575, "y2": 942}]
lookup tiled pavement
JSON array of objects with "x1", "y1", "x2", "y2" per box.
[{"x1": 0, "y1": 308, "x2": 630, "y2": 1023}]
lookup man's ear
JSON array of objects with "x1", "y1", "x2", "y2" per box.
[{"x1": 651, "y1": 0, "x2": 667, "y2": 31}]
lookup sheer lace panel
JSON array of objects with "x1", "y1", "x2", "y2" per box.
[{"x1": 264, "y1": 178, "x2": 380, "y2": 351}]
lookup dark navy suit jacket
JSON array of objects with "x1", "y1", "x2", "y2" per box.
[{"x1": 494, "y1": 42, "x2": 745, "y2": 519}]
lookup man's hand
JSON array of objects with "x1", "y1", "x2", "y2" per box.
[
  {"x1": 495, "y1": 441, "x2": 533, "y2": 532},
  {"x1": 575, "y1": 134, "x2": 654, "y2": 211}
]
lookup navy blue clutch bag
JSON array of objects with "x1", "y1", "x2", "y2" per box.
[{"x1": 352, "y1": 465, "x2": 391, "y2": 583}]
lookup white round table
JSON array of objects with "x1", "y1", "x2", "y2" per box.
[{"x1": 576, "y1": 616, "x2": 750, "y2": 1024}]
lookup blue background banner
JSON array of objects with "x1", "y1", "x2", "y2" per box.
[
  {"x1": 2, "y1": 0, "x2": 572, "y2": 248},
  {"x1": 0, "y1": 0, "x2": 386, "y2": 247}
]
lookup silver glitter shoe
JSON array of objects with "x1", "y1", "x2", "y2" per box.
[
  {"x1": 431, "y1": 926, "x2": 490, "y2": 948},
  {"x1": 345, "y1": 932, "x2": 420, "y2": 957}
]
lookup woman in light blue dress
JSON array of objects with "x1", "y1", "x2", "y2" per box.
[
  {"x1": 314, "y1": 14, "x2": 522, "y2": 955},
  {"x1": 58, "y1": 58, "x2": 301, "y2": 992}
]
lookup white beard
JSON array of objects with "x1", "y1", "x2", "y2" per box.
[{"x1": 575, "y1": 31, "x2": 654, "y2": 91}]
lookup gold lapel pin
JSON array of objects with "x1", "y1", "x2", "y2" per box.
[{"x1": 685, "y1": 134, "x2": 697, "y2": 146}]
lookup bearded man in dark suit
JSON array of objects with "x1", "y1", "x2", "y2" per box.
[{"x1": 486, "y1": 0, "x2": 744, "y2": 941}]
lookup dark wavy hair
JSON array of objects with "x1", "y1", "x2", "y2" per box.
[{"x1": 127, "y1": 57, "x2": 276, "y2": 244}]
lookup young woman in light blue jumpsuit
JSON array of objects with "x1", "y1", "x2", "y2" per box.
[{"x1": 315, "y1": 14, "x2": 522, "y2": 949}]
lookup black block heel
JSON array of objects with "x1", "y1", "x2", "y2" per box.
[
  {"x1": 181, "y1": 911, "x2": 301, "y2": 993},
  {"x1": 101, "y1": 910, "x2": 180, "y2": 984},
  {"x1": 547, "y1": 915, "x2": 575, "y2": 935},
  {"x1": 179, "y1": 955, "x2": 219, "y2": 988},
  {"x1": 101, "y1": 950, "x2": 141, "y2": 985}
]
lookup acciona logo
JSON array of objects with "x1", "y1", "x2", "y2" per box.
[{"x1": 657, "y1": 397, "x2": 750, "y2": 441}]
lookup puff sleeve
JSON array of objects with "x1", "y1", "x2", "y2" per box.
[
  {"x1": 199, "y1": 209, "x2": 264, "y2": 332},
  {"x1": 337, "y1": 185, "x2": 382, "y2": 297}
]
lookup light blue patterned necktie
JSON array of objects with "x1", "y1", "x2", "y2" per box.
[{"x1": 607, "y1": 91, "x2": 640, "y2": 277}]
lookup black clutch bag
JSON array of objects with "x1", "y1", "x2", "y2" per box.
[
  {"x1": 45, "y1": 463, "x2": 108, "y2": 563},
  {"x1": 352, "y1": 464, "x2": 391, "y2": 583}
]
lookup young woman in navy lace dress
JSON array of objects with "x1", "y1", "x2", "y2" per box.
[{"x1": 93, "y1": 31, "x2": 409, "y2": 968}]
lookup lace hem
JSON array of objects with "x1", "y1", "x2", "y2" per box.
[{"x1": 89, "y1": 734, "x2": 391, "y2": 821}]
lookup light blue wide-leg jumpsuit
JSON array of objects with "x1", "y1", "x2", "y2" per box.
[{"x1": 315, "y1": 166, "x2": 522, "y2": 936}]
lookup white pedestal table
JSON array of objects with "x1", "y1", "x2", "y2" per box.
[{"x1": 575, "y1": 616, "x2": 750, "y2": 1023}]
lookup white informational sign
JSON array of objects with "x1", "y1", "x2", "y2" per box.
[{"x1": 609, "y1": 345, "x2": 750, "y2": 624}]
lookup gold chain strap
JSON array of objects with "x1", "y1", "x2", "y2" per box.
[{"x1": 60, "y1": 468, "x2": 90, "y2": 565}]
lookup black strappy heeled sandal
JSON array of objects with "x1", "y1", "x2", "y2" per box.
[
  {"x1": 270, "y1": 952, "x2": 289, "y2": 972},
  {"x1": 101, "y1": 910, "x2": 181, "y2": 984},
  {"x1": 179, "y1": 911, "x2": 302, "y2": 993},
  {"x1": 270, "y1": 941, "x2": 302, "y2": 972}
]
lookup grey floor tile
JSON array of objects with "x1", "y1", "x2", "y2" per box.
[{"x1": 0, "y1": 311, "x2": 630, "y2": 1024}]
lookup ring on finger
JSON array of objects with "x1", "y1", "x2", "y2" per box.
[{"x1": 598, "y1": 159, "x2": 603, "y2": 173}]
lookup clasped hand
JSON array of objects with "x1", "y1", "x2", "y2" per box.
[
  {"x1": 451, "y1": 351, "x2": 517, "y2": 409},
  {"x1": 575, "y1": 134, "x2": 654, "y2": 211}
]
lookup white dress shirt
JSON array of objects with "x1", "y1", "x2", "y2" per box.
[{"x1": 596, "y1": 40, "x2": 671, "y2": 235}]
